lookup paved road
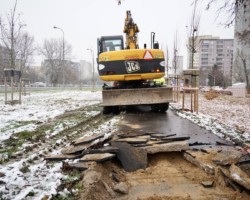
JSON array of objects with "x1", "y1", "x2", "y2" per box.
[{"x1": 118, "y1": 106, "x2": 226, "y2": 145}]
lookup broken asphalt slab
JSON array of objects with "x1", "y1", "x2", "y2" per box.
[
  {"x1": 73, "y1": 133, "x2": 105, "y2": 145},
  {"x1": 230, "y1": 164, "x2": 250, "y2": 190},
  {"x1": 212, "y1": 149, "x2": 243, "y2": 166},
  {"x1": 44, "y1": 154, "x2": 82, "y2": 161},
  {"x1": 142, "y1": 141, "x2": 190, "y2": 154},
  {"x1": 62, "y1": 143, "x2": 93, "y2": 154},
  {"x1": 114, "y1": 137, "x2": 149, "y2": 144},
  {"x1": 111, "y1": 141, "x2": 147, "y2": 172},
  {"x1": 88, "y1": 146, "x2": 119, "y2": 154},
  {"x1": 80, "y1": 153, "x2": 115, "y2": 162}
]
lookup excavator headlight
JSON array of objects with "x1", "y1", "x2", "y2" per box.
[
  {"x1": 98, "y1": 64, "x2": 105, "y2": 70},
  {"x1": 160, "y1": 61, "x2": 165, "y2": 67}
]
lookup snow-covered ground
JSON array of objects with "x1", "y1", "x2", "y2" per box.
[
  {"x1": 0, "y1": 90, "x2": 101, "y2": 142},
  {"x1": 0, "y1": 89, "x2": 106, "y2": 200},
  {"x1": 0, "y1": 90, "x2": 249, "y2": 199}
]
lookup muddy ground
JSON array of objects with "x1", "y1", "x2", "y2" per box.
[
  {"x1": 76, "y1": 152, "x2": 249, "y2": 200},
  {"x1": 1, "y1": 96, "x2": 249, "y2": 200},
  {"x1": 56, "y1": 106, "x2": 250, "y2": 200}
]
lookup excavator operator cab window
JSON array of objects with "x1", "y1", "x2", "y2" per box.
[{"x1": 102, "y1": 39, "x2": 123, "y2": 52}]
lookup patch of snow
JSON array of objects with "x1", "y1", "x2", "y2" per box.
[
  {"x1": 0, "y1": 90, "x2": 104, "y2": 199},
  {"x1": 231, "y1": 172, "x2": 242, "y2": 182},
  {"x1": 0, "y1": 90, "x2": 101, "y2": 142}
]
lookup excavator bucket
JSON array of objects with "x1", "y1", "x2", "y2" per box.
[{"x1": 102, "y1": 87, "x2": 173, "y2": 106}]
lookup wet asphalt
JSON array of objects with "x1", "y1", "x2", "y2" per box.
[{"x1": 118, "y1": 106, "x2": 226, "y2": 145}]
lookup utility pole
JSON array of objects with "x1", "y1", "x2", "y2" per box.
[{"x1": 53, "y1": 26, "x2": 65, "y2": 87}]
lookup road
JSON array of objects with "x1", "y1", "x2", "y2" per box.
[{"x1": 118, "y1": 106, "x2": 225, "y2": 145}]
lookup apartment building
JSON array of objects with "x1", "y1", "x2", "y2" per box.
[
  {"x1": 0, "y1": 46, "x2": 11, "y2": 78},
  {"x1": 188, "y1": 35, "x2": 233, "y2": 86}
]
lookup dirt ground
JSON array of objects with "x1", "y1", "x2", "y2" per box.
[{"x1": 77, "y1": 152, "x2": 250, "y2": 200}]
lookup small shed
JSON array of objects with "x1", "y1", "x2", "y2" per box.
[{"x1": 231, "y1": 82, "x2": 246, "y2": 97}]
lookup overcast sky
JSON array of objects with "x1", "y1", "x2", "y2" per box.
[{"x1": 0, "y1": 0, "x2": 234, "y2": 66}]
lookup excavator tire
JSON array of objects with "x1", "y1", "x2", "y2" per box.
[
  {"x1": 112, "y1": 106, "x2": 120, "y2": 115},
  {"x1": 151, "y1": 103, "x2": 169, "y2": 113},
  {"x1": 103, "y1": 106, "x2": 120, "y2": 115},
  {"x1": 103, "y1": 106, "x2": 112, "y2": 115}
]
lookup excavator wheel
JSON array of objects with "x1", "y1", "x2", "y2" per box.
[
  {"x1": 102, "y1": 106, "x2": 120, "y2": 115},
  {"x1": 112, "y1": 106, "x2": 120, "y2": 115},
  {"x1": 151, "y1": 104, "x2": 160, "y2": 112},
  {"x1": 159, "y1": 103, "x2": 169, "y2": 112},
  {"x1": 151, "y1": 103, "x2": 169, "y2": 113},
  {"x1": 103, "y1": 106, "x2": 112, "y2": 115}
]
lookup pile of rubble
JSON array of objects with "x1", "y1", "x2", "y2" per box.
[{"x1": 45, "y1": 131, "x2": 250, "y2": 192}]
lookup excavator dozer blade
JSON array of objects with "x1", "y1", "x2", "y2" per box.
[{"x1": 102, "y1": 87, "x2": 173, "y2": 106}]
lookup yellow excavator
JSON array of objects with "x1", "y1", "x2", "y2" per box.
[{"x1": 97, "y1": 11, "x2": 173, "y2": 114}]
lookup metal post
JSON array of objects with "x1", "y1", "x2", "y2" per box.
[
  {"x1": 4, "y1": 77, "x2": 7, "y2": 104},
  {"x1": 87, "y1": 48, "x2": 95, "y2": 92},
  {"x1": 53, "y1": 26, "x2": 65, "y2": 87}
]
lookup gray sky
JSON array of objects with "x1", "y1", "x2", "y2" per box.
[{"x1": 0, "y1": 0, "x2": 234, "y2": 66}]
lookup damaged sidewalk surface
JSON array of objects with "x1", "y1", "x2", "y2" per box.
[{"x1": 45, "y1": 129, "x2": 250, "y2": 193}]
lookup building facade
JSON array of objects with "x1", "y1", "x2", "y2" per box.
[
  {"x1": 188, "y1": 35, "x2": 233, "y2": 86},
  {"x1": 0, "y1": 46, "x2": 11, "y2": 78}
]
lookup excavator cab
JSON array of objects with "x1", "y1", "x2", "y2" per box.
[{"x1": 97, "y1": 35, "x2": 124, "y2": 54}]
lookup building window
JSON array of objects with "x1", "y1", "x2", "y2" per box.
[
  {"x1": 202, "y1": 45, "x2": 209, "y2": 48},
  {"x1": 202, "y1": 40, "x2": 209, "y2": 44},
  {"x1": 201, "y1": 62, "x2": 208, "y2": 65},
  {"x1": 202, "y1": 49, "x2": 208, "y2": 52}
]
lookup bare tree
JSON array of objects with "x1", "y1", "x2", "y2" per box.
[
  {"x1": 187, "y1": 0, "x2": 201, "y2": 69},
  {"x1": 203, "y1": 0, "x2": 250, "y2": 92},
  {"x1": 208, "y1": 64, "x2": 224, "y2": 86},
  {"x1": 173, "y1": 31, "x2": 178, "y2": 75},
  {"x1": 0, "y1": 0, "x2": 26, "y2": 69},
  {"x1": 39, "y1": 38, "x2": 72, "y2": 86},
  {"x1": 204, "y1": 0, "x2": 246, "y2": 27},
  {"x1": 17, "y1": 32, "x2": 34, "y2": 74},
  {"x1": 235, "y1": 48, "x2": 249, "y2": 84}
]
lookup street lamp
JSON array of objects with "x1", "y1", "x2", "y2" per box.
[
  {"x1": 87, "y1": 48, "x2": 95, "y2": 92},
  {"x1": 53, "y1": 26, "x2": 65, "y2": 87}
]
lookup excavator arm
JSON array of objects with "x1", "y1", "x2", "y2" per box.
[{"x1": 123, "y1": 11, "x2": 139, "y2": 49}]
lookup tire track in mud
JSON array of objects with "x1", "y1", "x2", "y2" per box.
[{"x1": 2, "y1": 104, "x2": 113, "y2": 165}]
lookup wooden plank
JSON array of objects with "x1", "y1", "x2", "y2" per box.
[
  {"x1": 73, "y1": 133, "x2": 105, "y2": 145},
  {"x1": 79, "y1": 153, "x2": 115, "y2": 162}
]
